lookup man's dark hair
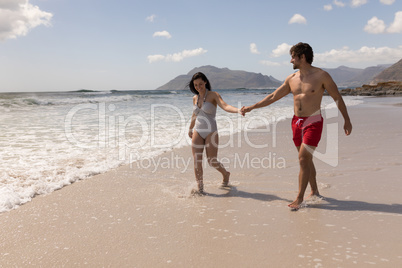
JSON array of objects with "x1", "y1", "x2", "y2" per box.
[{"x1": 290, "y1": 42, "x2": 314, "y2": 64}]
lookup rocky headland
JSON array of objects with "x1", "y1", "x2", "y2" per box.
[{"x1": 339, "y1": 81, "x2": 402, "y2": 96}]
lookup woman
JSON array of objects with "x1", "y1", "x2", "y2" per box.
[{"x1": 188, "y1": 72, "x2": 242, "y2": 194}]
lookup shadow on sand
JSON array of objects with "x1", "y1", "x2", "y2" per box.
[
  {"x1": 204, "y1": 186, "x2": 293, "y2": 203},
  {"x1": 204, "y1": 188, "x2": 402, "y2": 215},
  {"x1": 309, "y1": 197, "x2": 402, "y2": 215},
  {"x1": 197, "y1": 186, "x2": 402, "y2": 215}
]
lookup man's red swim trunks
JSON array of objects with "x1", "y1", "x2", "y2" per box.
[{"x1": 291, "y1": 114, "x2": 323, "y2": 147}]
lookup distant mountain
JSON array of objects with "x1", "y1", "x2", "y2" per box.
[
  {"x1": 157, "y1": 62, "x2": 398, "y2": 90},
  {"x1": 156, "y1": 65, "x2": 282, "y2": 90},
  {"x1": 324, "y1": 64, "x2": 391, "y2": 87},
  {"x1": 371, "y1": 58, "x2": 402, "y2": 83},
  {"x1": 323, "y1": 66, "x2": 362, "y2": 85},
  {"x1": 346, "y1": 65, "x2": 391, "y2": 86}
]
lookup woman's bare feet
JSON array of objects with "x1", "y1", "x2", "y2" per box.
[
  {"x1": 288, "y1": 198, "x2": 303, "y2": 211},
  {"x1": 198, "y1": 180, "x2": 204, "y2": 193},
  {"x1": 307, "y1": 194, "x2": 325, "y2": 203},
  {"x1": 191, "y1": 181, "x2": 205, "y2": 196},
  {"x1": 222, "y1": 171, "x2": 230, "y2": 187},
  {"x1": 307, "y1": 190, "x2": 319, "y2": 198},
  {"x1": 307, "y1": 191, "x2": 325, "y2": 201}
]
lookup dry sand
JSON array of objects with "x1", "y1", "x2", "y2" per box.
[{"x1": 1, "y1": 97, "x2": 401, "y2": 267}]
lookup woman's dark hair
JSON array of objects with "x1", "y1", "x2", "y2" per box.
[
  {"x1": 188, "y1": 72, "x2": 211, "y2": 95},
  {"x1": 290, "y1": 42, "x2": 314, "y2": 64}
]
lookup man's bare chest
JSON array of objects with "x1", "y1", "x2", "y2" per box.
[{"x1": 290, "y1": 79, "x2": 323, "y2": 95}]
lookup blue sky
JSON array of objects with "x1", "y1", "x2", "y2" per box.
[{"x1": 0, "y1": 0, "x2": 401, "y2": 92}]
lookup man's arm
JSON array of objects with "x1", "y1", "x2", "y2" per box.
[
  {"x1": 323, "y1": 71, "x2": 352, "y2": 135},
  {"x1": 242, "y1": 75, "x2": 292, "y2": 114}
]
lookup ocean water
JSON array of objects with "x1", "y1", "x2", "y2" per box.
[{"x1": 0, "y1": 89, "x2": 363, "y2": 213}]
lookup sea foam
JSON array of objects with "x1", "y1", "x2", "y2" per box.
[{"x1": 0, "y1": 90, "x2": 363, "y2": 213}]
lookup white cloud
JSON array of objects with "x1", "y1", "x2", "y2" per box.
[
  {"x1": 0, "y1": 0, "x2": 22, "y2": 10},
  {"x1": 333, "y1": 0, "x2": 346, "y2": 7},
  {"x1": 153, "y1": 30, "x2": 172, "y2": 39},
  {"x1": 364, "y1": 12, "x2": 402, "y2": 34},
  {"x1": 146, "y1": 14, "x2": 156, "y2": 22},
  {"x1": 288, "y1": 14, "x2": 307, "y2": 24},
  {"x1": 261, "y1": 45, "x2": 402, "y2": 67},
  {"x1": 315, "y1": 45, "x2": 402, "y2": 64},
  {"x1": 271, "y1": 43, "x2": 292, "y2": 57},
  {"x1": 387, "y1": 11, "x2": 402, "y2": 33},
  {"x1": 260, "y1": 60, "x2": 281, "y2": 67},
  {"x1": 148, "y1": 48, "x2": 207, "y2": 63},
  {"x1": 351, "y1": 0, "x2": 368, "y2": 7},
  {"x1": 0, "y1": 0, "x2": 53, "y2": 41},
  {"x1": 250, "y1": 43, "x2": 260, "y2": 54},
  {"x1": 147, "y1": 54, "x2": 165, "y2": 63},
  {"x1": 380, "y1": 0, "x2": 395, "y2": 5},
  {"x1": 333, "y1": 0, "x2": 369, "y2": 8},
  {"x1": 364, "y1": 16, "x2": 386, "y2": 34},
  {"x1": 324, "y1": 4, "x2": 333, "y2": 11}
]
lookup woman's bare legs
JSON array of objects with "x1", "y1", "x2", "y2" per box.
[
  {"x1": 205, "y1": 132, "x2": 230, "y2": 186},
  {"x1": 191, "y1": 131, "x2": 205, "y2": 192},
  {"x1": 192, "y1": 131, "x2": 230, "y2": 193}
]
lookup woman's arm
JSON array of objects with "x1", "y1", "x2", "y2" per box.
[
  {"x1": 188, "y1": 96, "x2": 197, "y2": 138},
  {"x1": 188, "y1": 111, "x2": 197, "y2": 138},
  {"x1": 214, "y1": 92, "x2": 241, "y2": 114}
]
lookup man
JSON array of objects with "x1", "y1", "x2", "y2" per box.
[{"x1": 241, "y1": 42, "x2": 352, "y2": 210}]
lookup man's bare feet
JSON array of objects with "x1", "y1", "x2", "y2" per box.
[
  {"x1": 222, "y1": 171, "x2": 230, "y2": 187},
  {"x1": 197, "y1": 180, "x2": 204, "y2": 193}
]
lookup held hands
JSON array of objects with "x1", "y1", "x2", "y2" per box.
[
  {"x1": 238, "y1": 107, "x2": 245, "y2": 116},
  {"x1": 240, "y1": 106, "x2": 252, "y2": 116}
]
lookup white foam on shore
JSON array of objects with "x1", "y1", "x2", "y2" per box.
[{"x1": 0, "y1": 91, "x2": 365, "y2": 213}]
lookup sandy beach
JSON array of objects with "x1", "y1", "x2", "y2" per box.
[{"x1": 1, "y1": 96, "x2": 401, "y2": 267}]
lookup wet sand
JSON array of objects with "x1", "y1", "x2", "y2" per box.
[{"x1": 1, "y1": 97, "x2": 401, "y2": 267}]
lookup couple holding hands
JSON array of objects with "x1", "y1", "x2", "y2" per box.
[{"x1": 187, "y1": 42, "x2": 352, "y2": 210}]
